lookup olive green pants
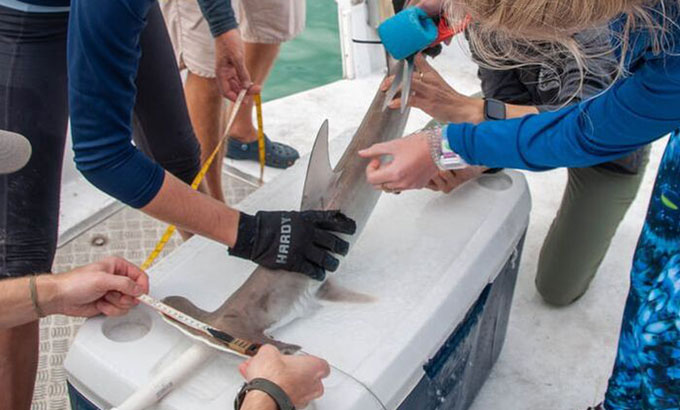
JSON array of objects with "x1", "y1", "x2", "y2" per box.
[{"x1": 536, "y1": 148, "x2": 650, "y2": 306}]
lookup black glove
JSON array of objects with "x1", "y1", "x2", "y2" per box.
[{"x1": 229, "y1": 210, "x2": 357, "y2": 281}]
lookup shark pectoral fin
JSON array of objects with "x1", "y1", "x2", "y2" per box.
[
  {"x1": 162, "y1": 295, "x2": 212, "y2": 322},
  {"x1": 316, "y1": 278, "x2": 376, "y2": 304},
  {"x1": 301, "y1": 120, "x2": 337, "y2": 211}
]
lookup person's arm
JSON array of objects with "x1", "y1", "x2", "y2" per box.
[
  {"x1": 383, "y1": 54, "x2": 538, "y2": 124},
  {"x1": 447, "y1": 54, "x2": 680, "y2": 170},
  {"x1": 68, "y1": 0, "x2": 241, "y2": 245},
  {"x1": 68, "y1": 0, "x2": 355, "y2": 280},
  {"x1": 0, "y1": 257, "x2": 149, "y2": 329},
  {"x1": 196, "y1": 0, "x2": 237, "y2": 38},
  {"x1": 195, "y1": 0, "x2": 260, "y2": 101}
]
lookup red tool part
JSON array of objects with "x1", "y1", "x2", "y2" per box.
[{"x1": 431, "y1": 14, "x2": 470, "y2": 46}]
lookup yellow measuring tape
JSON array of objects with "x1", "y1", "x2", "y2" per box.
[
  {"x1": 254, "y1": 94, "x2": 266, "y2": 183},
  {"x1": 140, "y1": 90, "x2": 252, "y2": 270}
]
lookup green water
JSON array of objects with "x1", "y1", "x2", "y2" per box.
[{"x1": 262, "y1": 0, "x2": 343, "y2": 102}]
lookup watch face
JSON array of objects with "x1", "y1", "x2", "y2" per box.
[{"x1": 486, "y1": 99, "x2": 506, "y2": 121}]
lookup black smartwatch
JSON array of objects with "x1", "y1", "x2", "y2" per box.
[
  {"x1": 482, "y1": 98, "x2": 506, "y2": 174},
  {"x1": 483, "y1": 98, "x2": 507, "y2": 121},
  {"x1": 234, "y1": 378, "x2": 295, "y2": 410}
]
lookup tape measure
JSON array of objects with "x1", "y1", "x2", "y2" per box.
[
  {"x1": 140, "y1": 90, "x2": 247, "y2": 270},
  {"x1": 137, "y1": 294, "x2": 260, "y2": 357},
  {"x1": 254, "y1": 94, "x2": 266, "y2": 183}
]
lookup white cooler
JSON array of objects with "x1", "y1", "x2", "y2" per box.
[{"x1": 65, "y1": 131, "x2": 531, "y2": 410}]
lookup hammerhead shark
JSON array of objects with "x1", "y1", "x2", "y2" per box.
[{"x1": 163, "y1": 58, "x2": 410, "y2": 353}]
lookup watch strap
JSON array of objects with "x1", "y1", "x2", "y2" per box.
[{"x1": 234, "y1": 378, "x2": 295, "y2": 410}]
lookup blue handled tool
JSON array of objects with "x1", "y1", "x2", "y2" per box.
[
  {"x1": 378, "y1": 8, "x2": 469, "y2": 112},
  {"x1": 378, "y1": 7, "x2": 438, "y2": 60}
]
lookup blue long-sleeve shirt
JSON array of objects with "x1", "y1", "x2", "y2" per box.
[
  {"x1": 447, "y1": 13, "x2": 680, "y2": 171},
  {"x1": 68, "y1": 0, "x2": 236, "y2": 208}
]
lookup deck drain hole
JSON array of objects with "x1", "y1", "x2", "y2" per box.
[
  {"x1": 102, "y1": 309, "x2": 152, "y2": 343},
  {"x1": 91, "y1": 235, "x2": 107, "y2": 247}
]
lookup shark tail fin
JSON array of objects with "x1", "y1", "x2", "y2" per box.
[{"x1": 300, "y1": 119, "x2": 337, "y2": 211}]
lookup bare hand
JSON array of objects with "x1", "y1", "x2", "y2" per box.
[
  {"x1": 47, "y1": 257, "x2": 149, "y2": 318},
  {"x1": 358, "y1": 130, "x2": 439, "y2": 192},
  {"x1": 214, "y1": 29, "x2": 261, "y2": 101},
  {"x1": 381, "y1": 54, "x2": 484, "y2": 124},
  {"x1": 239, "y1": 345, "x2": 330, "y2": 408},
  {"x1": 426, "y1": 166, "x2": 487, "y2": 193}
]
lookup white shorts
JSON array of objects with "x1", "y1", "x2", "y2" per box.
[{"x1": 160, "y1": 0, "x2": 306, "y2": 78}]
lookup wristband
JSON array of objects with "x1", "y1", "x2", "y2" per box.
[
  {"x1": 29, "y1": 275, "x2": 46, "y2": 318},
  {"x1": 427, "y1": 126, "x2": 468, "y2": 170},
  {"x1": 234, "y1": 378, "x2": 295, "y2": 410}
]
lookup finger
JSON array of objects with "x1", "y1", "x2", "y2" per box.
[
  {"x1": 297, "y1": 355, "x2": 331, "y2": 380},
  {"x1": 105, "y1": 257, "x2": 149, "y2": 293},
  {"x1": 96, "y1": 300, "x2": 127, "y2": 317},
  {"x1": 367, "y1": 158, "x2": 381, "y2": 171},
  {"x1": 256, "y1": 344, "x2": 280, "y2": 361},
  {"x1": 234, "y1": 60, "x2": 252, "y2": 91},
  {"x1": 306, "y1": 246, "x2": 340, "y2": 273},
  {"x1": 96, "y1": 274, "x2": 145, "y2": 297},
  {"x1": 440, "y1": 170, "x2": 458, "y2": 185},
  {"x1": 414, "y1": 53, "x2": 434, "y2": 73},
  {"x1": 247, "y1": 83, "x2": 262, "y2": 95},
  {"x1": 357, "y1": 142, "x2": 394, "y2": 159},
  {"x1": 313, "y1": 230, "x2": 350, "y2": 256},
  {"x1": 103, "y1": 291, "x2": 122, "y2": 306},
  {"x1": 387, "y1": 97, "x2": 403, "y2": 110},
  {"x1": 430, "y1": 175, "x2": 448, "y2": 191},
  {"x1": 304, "y1": 383, "x2": 324, "y2": 403},
  {"x1": 298, "y1": 260, "x2": 326, "y2": 281},
  {"x1": 305, "y1": 210, "x2": 357, "y2": 234},
  {"x1": 380, "y1": 76, "x2": 395, "y2": 92},
  {"x1": 217, "y1": 75, "x2": 239, "y2": 102},
  {"x1": 238, "y1": 362, "x2": 248, "y2": 378},
  {"x1": 426, "y1": 180, "x2": 440, "y2": 191},
  {"x1": 104, "y1": 292, "x2": 136, "y2": 309},
  {"x1": 365, "y1": 161, "x2": 399, "y2": 186}
]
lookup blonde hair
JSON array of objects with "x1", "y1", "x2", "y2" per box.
[{"x1": 444, "y1": 0, "x2": 678, "y2": 99}]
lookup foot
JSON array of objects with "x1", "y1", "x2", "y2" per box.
[{"x1": 226, "y1": 135, "x2": 300, "y2": 169}]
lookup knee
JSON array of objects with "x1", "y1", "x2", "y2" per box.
[
  {"x1": 536, "y1": 286, "x2": 580, "y2": 307},
  {"x1": 535, "y1": 273, "x2": 587, "y2": 307}
]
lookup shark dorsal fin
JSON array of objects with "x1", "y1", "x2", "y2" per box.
[{"x1": 300, "y1": 120, "x2": 336, "y2": 211}]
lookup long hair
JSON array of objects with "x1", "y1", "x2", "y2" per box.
[{"x1": 443, "y1": 0, "x2": 678, "y2": 102}]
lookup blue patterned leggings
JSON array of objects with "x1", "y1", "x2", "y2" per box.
[{"x1": 605, "y1": 133, "x2": 680, "y2": 409}]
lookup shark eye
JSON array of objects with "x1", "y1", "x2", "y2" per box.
[{"x1": 661, "y1": 190, "x2": 679, "y2": 211}]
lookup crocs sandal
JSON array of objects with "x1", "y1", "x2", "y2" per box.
[{"x1": 226, "y1": 135, "x2": 300, "y2": 169}]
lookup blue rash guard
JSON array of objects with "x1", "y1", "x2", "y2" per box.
[
  {"x1": 446, "y1": 15, "x2": 680, "y2": 171},
  {"x1": 68, "y1": 0, "x2": 235, "y2": 208}
]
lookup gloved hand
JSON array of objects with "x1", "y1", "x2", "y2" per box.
[{"x1": 229, "y1": 210, "x2": 357, "y2": 280}]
